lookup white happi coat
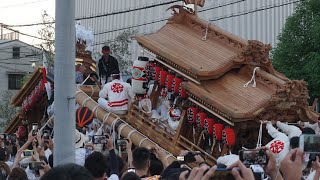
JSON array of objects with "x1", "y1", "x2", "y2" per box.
[
  {"x1": 266, "y1": 123, "x2": 290, "y2": 162},
  {"x1": 99, "y1": 79, "x2": 133, "y2": 112},
  {"x1": 276, "y1": 121, "x2": 302, "y2": 138},
  {"x1": 304, "y1": 122, "x2": 320, "y2": 135}
]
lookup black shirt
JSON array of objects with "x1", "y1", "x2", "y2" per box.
[{"x1": 98, "y1": 55, "x2": 119, "y2": 80}]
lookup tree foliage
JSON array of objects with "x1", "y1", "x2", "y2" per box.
[
  {"x1": 107, "y1": 29, "x2": 137, "y2": 75},
  {"x1": 37, "y1": 10, "x2": 55, "y2": 66},
  {"x1": 272, "y1": 0, "x2": 320, "y2": 101},
  {"x1": 0, "y1": 91, "x2": 20, "y2": 131}
]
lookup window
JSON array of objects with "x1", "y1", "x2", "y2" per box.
[
  {"x1": 12, "y1": 47, "x2": 20, "y2": 58},
  {"x1": 8, "y1": 74, "x2": 24, "y2": 90}
]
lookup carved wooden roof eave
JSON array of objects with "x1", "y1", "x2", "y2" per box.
[
  {"x1": 166, "y1": 5, "x2": 248, "y2": 47},
  {"x1": 11, "y1": 67, "x2": 43, "y2": 106},
  {"x1": 4, "y1": 112, "x2": 21, "y2": 134}
]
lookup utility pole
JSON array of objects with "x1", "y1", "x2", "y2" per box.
[
  {"x1": 53, "y1": 0, "x2": 76, "y2": 166},
  {"x1": 0, "y1": 23, "x2": 3, "y2": 39}
]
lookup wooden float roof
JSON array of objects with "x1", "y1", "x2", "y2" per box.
[
  {"x1": 136, "y1": 6, "x2": 249, "y2": 80},
  {"x1": 11, "y1": 67, "x2": 43, "y2": 106},
  {"x1": 137, "y1": 6, "x2": 319, "y2": 122}
]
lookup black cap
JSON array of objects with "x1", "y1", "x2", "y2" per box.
[{"x1": 102, "y1": 46, "x2": 110, "y2": 51}]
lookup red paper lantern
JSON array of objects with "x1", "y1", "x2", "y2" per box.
[
  {"x1": 159, "y1": 70, "x2": 168, "y2": 87},
  {"x1": 213, "y1": 123, "x2": 224, "y2": 141},
  {"x1": 173, "y1": 77, "x2": 182, "y2": 94},
  {"x1": 166, "y1": 74, "x2": 174, "y2": 92},
  {"x1": 204, "y1": 118, "x2": 215, "y2": 135},
  {"x1": 222, "y1": 128, "x2": 235, "y2": 146},
  {"x1": 179, "y1": 85, "x2": 187, "y2": 98},
  {"x1": 187, "y1": 107, "x2": 199, "y2": 124},
  {"x1": 154, "y1": 66, "x2": 162, "y2": 82},
  {"x1": 196, "y1": 112, "x2": 207, "y2": 128}
]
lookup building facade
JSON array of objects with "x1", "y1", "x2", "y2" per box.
[
  {"x1": 0, "y1": 39, "x2": 42, "y2": 94},
  {"x1": 75, "y1": 0, "x2": 296, "y2": 63}
]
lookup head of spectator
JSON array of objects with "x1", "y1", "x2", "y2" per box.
[
  {"x1": 0, "y1": 148, "x2": 8, "y2": 161},
  {"x1": 121, "y1": 172, "x2": 141, "y2": 180},
  {"x1": 0, "y1": 161, "x2": 10, "y2": 179},
  {"x1": 84, "y1": 152, "x2": 108, "y2": 180},
  {"x1": 8, "y1": 167, "x2": 28, "y2": 180},
  {"x1": 102, "y1": 46, "x2": 111, "y2": 57},
  {"x1": 290, "y1": 136, "x2": 299, "y2": 149},
  {"x1": 132, "y1": 147, "x2": 151, "y2": 177},
  {"x1": 149, "y1": 153, "x2": 163, "y2": 176},
  {"x1": 302, "y1": 127, "x2": 315, "y2": 135},
  {"x1": 40, "y1": 163, "x2": 94, "y2": 180},
  {"x1": 110, "y1": 70, "x2": 121, "y2": 80},
  {"x1": 107, "y1": 155, "x2": 125, "y2": 177}
]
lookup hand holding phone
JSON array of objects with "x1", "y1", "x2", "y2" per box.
[
  {"x1": 299, "y1": 135, "x2": 320, "y2": 154},
  {"x1": 239, "y1": 149, "x2": 269, "y2": 166},
  {"x1": 29, "y1": 161, "x2": 44, "y2": 171},
  {"x1": 92, "y1": 135, "x2": 109, "y2": 144},
  {"x1": 116, "y1": 139, "x2": 129, "y2": 153},
  {"x1": 32, "y1": 123, "x2": 38, "y2": 136},
  {"x1": 177, "y1": 152, "x2": 200, "y2": 164},
  {"x1": 23, "y1": 150, "x2": 33, "y2": 157}
]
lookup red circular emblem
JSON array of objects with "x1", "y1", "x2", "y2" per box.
[
  {"x1": 111, "y1": 83, "x2": 124, "y2": 93},
  {"x1": 270, "y1": 140, "x2": 284, "y2": 154}
]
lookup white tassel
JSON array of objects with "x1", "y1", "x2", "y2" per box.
[{"x1": 244, "y1": 67, "x2": 260, "y2": 88}]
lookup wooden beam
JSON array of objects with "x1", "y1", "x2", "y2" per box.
[{"x1": 188, "y1": 97, "x2": 235, "y2": 126}]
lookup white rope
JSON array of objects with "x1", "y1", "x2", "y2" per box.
[
  {"x1": 165, "y1": 154, "x2": 173, "y2": 160},
  {"x1": 244, "y1": 67, "x2": 260, "y2": 88},
  {"x1": 102, "y1": 113, "x2": 111, "y2": 124},
  {"x1": 256, "y1": 121, "x2": 263, "y2": 148},
  {"x1": 139, "y1": 138, "x2": 148, "y2": 147},
  {"x1": 75, "y1": 90, "x2": 82, "y2": 96},
  {"x1": 202, "y1": 21, "x2": 210, "y2": 41},
  {"x1": 118, "y1": 123, "x2": 127, "y2": 138},
  {"x1": 127, "y1": 129, "x2": 137, "y2": 140},
  {"x1": 81, "y1": 75, "x2": 91, "y2": 85},
  {"x1": 92, "y1": 105, "x2": 100, "y2": 117},
  {"x1": 82, "y1": 97, "x2": 91, "y2": 107},
  {"x1": 90, "y1": 85, "x2": 94, "y2": 97}
]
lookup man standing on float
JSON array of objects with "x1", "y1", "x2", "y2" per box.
[{"x1": 98, "y1": 46, "x2": 119, "y2": 85}]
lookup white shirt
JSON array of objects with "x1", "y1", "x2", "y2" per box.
[
  {"x1": 75, "y1": 148, "x2": 86, "y2": 166},
  {"x1": 99, "y1": 79, "x2": 133, "y2": 111}
]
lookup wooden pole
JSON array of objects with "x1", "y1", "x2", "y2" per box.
[{"x1": 75, "y1": 89, "x2": 176, "y2": 163}]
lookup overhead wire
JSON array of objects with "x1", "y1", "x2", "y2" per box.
[
  {"x1": 93, "y1": 0, "x2": 298, "y2": 45},
  {"x1": 5, "y1": 0, "x2": 181, "y2": 27}
]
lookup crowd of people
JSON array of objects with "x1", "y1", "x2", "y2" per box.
[{"x1": 0, "y1": 118, "x2": 318, "y2": 180}]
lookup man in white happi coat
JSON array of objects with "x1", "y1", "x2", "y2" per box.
[{"x1": 98, "y1": 70, "x2": 134, "y2": 115}]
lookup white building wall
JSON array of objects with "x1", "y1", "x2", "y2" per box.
[
  {"x1": 0, "y1": 40, "x2": 42, "y2": 94},
  {"x1": 75, "y1": 0, "x2": 296, "y2": 62}
]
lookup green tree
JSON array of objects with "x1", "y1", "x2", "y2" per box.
[
  {"x1": 106, "y1": 29, "x2": 137, "y2": 75},
  {"x1": 272, "y1": 0, "x2": 320, "y2": 101},
  {"x1": 0, "y1": 91, "x2": 20, "y2": 131},
  {"x1": 37, "y1": 10, "x2": 55, "y2": 66}
]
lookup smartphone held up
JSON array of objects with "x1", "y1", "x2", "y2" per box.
[
  {"x1": 239, "y1": 149, "x2": 269, "y2": 166},
  {"x1": 299, "y1": 135, "x2": 320, "y2": 154},
  {"x1": 92, "y1": 135, "x2": 109, "y2": 144}
]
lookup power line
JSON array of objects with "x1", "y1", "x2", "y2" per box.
[
  {"x1": 2, "y1": 26, "x2": 54, "y2": 41},
  {"x1": 93, "y1": 0, "x2": 249, "y2": 36},
  {"x1": 5, "y1": 0, "x2": 181, "y2": 27},
  {"x1": 94, "y1": 0, "x2": 298, "y2": 38},
  {"x1": 0, "y1": 0, "x2": 49, "y2": 9},
  {"x1": 209, "y1": 0, "x2": 299, "y2": 22}
]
